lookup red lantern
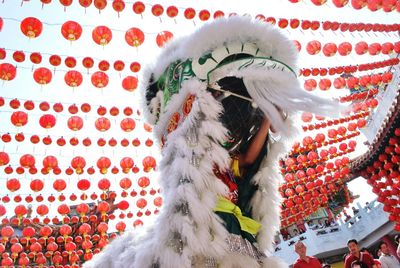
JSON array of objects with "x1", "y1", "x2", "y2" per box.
[
  {"x1": 122, "y1": 76, "x2": 138, "y2": 92},
  {"x1": 133, "y1": 1, "x2": 145, "y2": 15},
  {"x1": 43, "y1": 155, "x2": 58, "y2": 171},
  {"x1": 120, "y1": 157, "x2": 134, "y2": 173},
  {"x1": 125, "y1": 27, "x2": 145, "y2": 47},
  {"x1": 94, "y1": 0, "x2": 107, "y2": 12},
  {"x1": 334, "y1": 77, "x2": 346, "y2": 89},
  {"x1": 167, "y1": 5, "x2": 178, "y2": 19},
  {"x1": 30, "y1": 179, "x2": 44, "y2": 192},
  {"x1": 130, "y1": 62, "x2": 141, "y2": 72},
  {"x1": 184, "y1": 8, "x2": 196, "y2": 20},
  {"x1": 92, "y1": 26, "x2": 112, "y2": 46},
  {"x1": 36, "y1": 204, "x2": 49, "y2": 216},
  {"x1": 156, "y1": 31, "x2": 173, "y2": 48},
  {"x1": 39, "y1": 114, "x2": 56, "y2": 129},
  {"x1": 49, "y1": 55, "x2": 62, "y2": 68},
  {"x1": 332, "y1": 0, "x2": 349, "y2": 7},
  {"x1": 142, "y1": 156, "x2": 156, "y2": 172},
  {"x1": 368, "y1": 43, "x2": 382, "y2": 55},
  {"x1": 11, "y1": 111, "x2": 28, "y2": 127},
  {"x1": 301, "y1": 112, "x2": 313, "y2": 122},
  {"x1": 33, "y1": 67, "x2": 52, "y2": 85},
  {"x1": 95, "y1": 117, "x2": 111, "y2": 131},
  {"x1": 304, "y1": 79, "x2": 317, "y2": 91},
  {"x1": 20, "y1": 154, "x2": 35, "y2": 168},
  {"x1": 6, "y1": 178, "x2": 21, "y2": 192},
  {"x1": 136, "y1": 198, "x2": 147, "y2": 209},
  {"x1": 306, "y1": 40, "x2": 321, "y2": 55},
  {"x1": 98, "y1": 60, "x2": 110, "y2": 71},
  {"x1": 67, "y1": 116, "x2": 84, "y2": 131},
  {"x1": 65, "y1": 70, "x2": 83, "y2": 87},
  {"x1": 61, "y1": 21, "x2": 82, "y2": 41},
  {"x1": 322, "y1": 43, "x2": 337, "y2": 57},
  {"x1": 97, "y1": 157, "x2": 111, "y2": 174},
  {"x1": 311, "y1": 0, "x2": 327, "y2": 5},
  {"x1": 13, "y1": 50, "x2": 25, "y2": 63},
  {"x1": 199, "y1": 10, "x2": 211, "y2": 21},
  {"x1": 91, "y1": 71, "x2": 109, "y2": 88},
  {"x1": 319, "y1": 78, "x2": 332, "y2": 91},
  {"x1": 0, "y1": 48, "x2": 5, "y2": 60},
  {"x1": 355, "y1": 41, "x2": 369, "y2": 55},
  {"x1": 30, "y1": 52, "x2": 42, "y2": 64},
  {"x1": 120, "y1": 118, "x2": 136, "y2": 132},
  {"x1": 151, "y1": 4, "x2": 164, "y2": 18},
  {"x1": 0, "y1": 63, "x2": 17, "y2": 81},
  {"x1": 113, "y1": 60, "x2": 125, "y2": 72},
  {"x1": 112, "y1": 0, "x2": 125, "y2": 16},
  {"x1": 20, "y1": 17, "x2": 43, "y2": 38},
  {"x1": 71, "y1": 156, "x2": 86, "y2": 174}
]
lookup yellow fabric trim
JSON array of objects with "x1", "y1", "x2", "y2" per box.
[
  {"x1": 214, "y1": 196, "x2": 262, "y2": 235},
  {"x1": 231, "y1": 157, "x2": 241, "y2": 177}
]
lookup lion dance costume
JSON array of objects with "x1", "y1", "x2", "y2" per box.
[{"x1": 84, "y1": 17, "x2": 339, "y2": 268}]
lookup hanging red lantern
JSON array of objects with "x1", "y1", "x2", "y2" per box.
[
  {"x1": 13, "y1": 50, "x2": 25, "y2": 63},
  {"x1": 43, "y1": 155, "x2": 58, "y2": 171},
  {"x1": 95, "y1": 117, "x2": 111, "y2": 131},
  {"x1": 125, "y1": 27, "x2": 145, "y2": 47},
  {"x1": 30, "y1": 179, "x2": 44, "y2": 192},
  {"x1": 79, "y1": 0, "x2": 93, "y2": 8},
  {"x1": 33, "y1": 67, "x2": 52, "y2": 85},
  {"x1": 130, "y1": 62, "x2": 141, "y2": 72},
  {"x1": 97, "y1": 201, "x2": 110, "y2": 218},
  {"x1": 97, "y1": 157, "x2": 111, "y2": 174},
  {"x1": 381, "y1": 42, "x2": 394, "y2": 54},
  {"x1": 311, "y1": 0, "x2": 327, "y2": 5},
  {"x1": 64, "y1": 56, "x2": 77, "y2": 68},
  {"x1": 113, "y1": 60, "x2": 125, "y2": 72},
  {"x1": 36, "y1": 204, "x2": 49, "y2": 217},
  {"x1": 120, "y1": 76, "x2": 138, "y2": 92},
  {"x1": 136, "y1": 198, "x2": 147, "y2": 209},
  {"x1": 304, "y1": 79, "x2": 317, "y2": 91},
  {"x1": 64, "y1": 70, "x2": 83, "y2": 88},
  {"x1": 351, "y1": 0, "x2": 367, "y2": 9},
  {"x1": 71, "y1": 156, "x2": 86, "y2": 174},
  {"x1": 151, "y1": 4, "x2": 164, "y2": 18},
  {"x1": 94, "y1": 0, "x2": 107, "y2": 12},
  {"x1": 199, "y1": 9, "x2": 211, "y2": 21},
  {"x1": 133, "y1": 1, "x2": 145, "y2": 15},
  {"x1": 60, "y1": 0, "x2": 73, "y2": 10},
  {"x1": 82, "y1": 57, "x2": 94, "y2": 72},
  {"x1": 39, "y1": 114, "x2": 56, "y2": 129},
  {"x1": 92, "y1": 26, "x2": 112, "y2": 46},
  {"x1": 61, "y1": 21, "x2": 82, "y2": 42},
  {"x1": 49, "y1": 54, "x2": 62, "y2": 69},
  {"x1": 166, "y1": 5, "x2": 178, "y2": 19},
  {"x1": 119, "y1": 118, "x2": 135, "y2": 132},
  {"x1": 338, "y1": 42, "x2": 352, "y2": 56},
  {"x1": 20, "y1": 154, "x2": 35, "y2": 168},
  {"x1": 184, "y1": 7, "x2": 196, "y2": 20},
  {"x1": 67, "y1": 116, "x2": 84, "y2": 131},
  {"x1": 112, "y1": 0, "x2": 125, "y2": 16},
  {"x1": 20, "y1": 17, "x2": 43, "y2": 38},
  {"x1": 98, "y1": 60, "x2": 110, "y2": 71},
  {"x1": 355, "y1": 41, "x2": 369, "y2": 55},
  {"x1": 368, "y1": 43, "x2": 382, "y2": 55},
  {"x1": 322, "y1": 43, "x2": 337, "y2": 57},
  {"x1": 306, "y1": 40, "x2": 321, "y2": 55},
  {"x1": 142, "y1": 156, "x2": 156, "y2": 172},
  {"x1": 77, "y1": 179, "x2": 91, "y2": 191},
  {"x1": 0, "y1": 63, "x2": 17, "y2": 81},
  {"x1": 156, "y1": 31, "x2": 173, "y2": 48},
  {"x1": 30, "y1": 52, "x2": 42, "y2": 64},
  {"x1": 332, "y1": 0, "x2": 349, "y2": 7},
  {"x1": 91, "y1": 71, "x2": 109, "y2": 88},
  {"x1": 6, "y1": 178, "x2": 21, "y2": 192},
  {"x1": 11, "y1": 111, "x2": 28, "y2": 127},
  {"x1": 319, "y1": 78, "x2": 332, "y2": 90},
  {"x1": 120, "y1": 157, "x2": 134, "y2": 173},
  {"x1": 39, "y1": 101, "x2": 50, "y2": 111},
  {"x1": 0, "y1": 48, "x2": 5, "y2": 60},
  {"x1": 301, "y1": 112, "x2": 313, "y2": 122}
]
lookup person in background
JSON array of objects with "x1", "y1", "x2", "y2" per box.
[
  {"x1": 352, "y1": 260, "x2": 366, "y2": 268},
  {"x1": 395, "y1": 235, "x2": 400, "y2": 258},
  {"x1": 378, "y1": 241, "x2": 400, "y2": 268},
  {"x1": 345, "y1": 239, "x2": 377, "y2": 268},
  {"x1": 360, "y1": 248, "x2": 381, "y2": 268},
  {"x1": 293, "y1": 241, "x2": 322, "y2": 268}
]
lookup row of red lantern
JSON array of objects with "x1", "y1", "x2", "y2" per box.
[
  {"x1": 0, "y1": 49, "x2": 142, "y2": 74},
  {"x1": 301, "y1": 110, "x2": 368, "y2": 124},
  {"x1": 301, "y1": 113, "x2": 368, "y2": 131},
  {"x1": 0, "y1": 188, "x2": 161, "y2": 207},
  {"x1": 1, "y1": 133, "x2": 154, "y2": 149},
  {"x1": 7, "y1": 113, "x2": 143, "y2": 134},
  {"x1": 300, "y1": 58, "x2": 400, "y2": 77},
  {"x1": 302, "y1": 40, "x2": 400, "y2": 56},
  {"x1": 302, "y1": 118, "x2": 368, "y2": 132},
  {"x1": 43, "y1": 0, "x2": 400, "y2": 24},
  {"x1": 19, "y1": 17, "x2": 148, "y2": 47},
  {"x1": 0, "y1": 97, "x2": 147, "y2": 120},
  {"x1": 0, "y1": 64, "x2": 140, "y2": 92},
  {"x1": 290, "y1": 0, "x2": 400, "y2": 13},
  {"x1": 303, "y1": 72, "x2": 393, "y2": 91},
  {"x1": 339, "y1": 89, "x2": 379, "y2": 103},
  {"x1": 361, "y1": 129, "x2": 400, "y2": 227},
  {"x1": 0, "y1": 153, "x2": 157, "y2": 174}
]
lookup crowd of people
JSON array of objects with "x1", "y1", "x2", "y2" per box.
[{"x1": 292, "y1": 235, "x2": 400, "y2": 268}]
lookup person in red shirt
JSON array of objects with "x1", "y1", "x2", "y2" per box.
[
  {"x1": 293, "y1": 241, "x2": 322, "y2": 268},
  {"x1": 344, "y1": 239, "x2": 377, "y2": 268}
]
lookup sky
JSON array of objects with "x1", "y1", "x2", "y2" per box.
[{"x1": 0, "y1": 0, "x2": 399, "y2": 227}]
